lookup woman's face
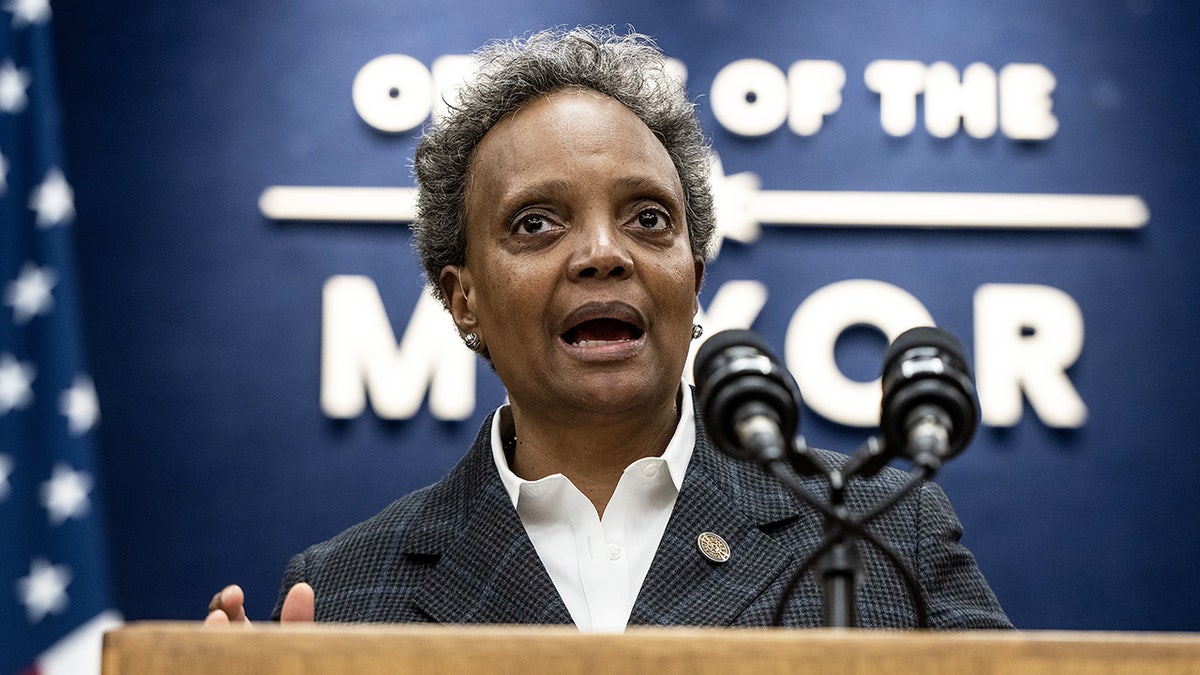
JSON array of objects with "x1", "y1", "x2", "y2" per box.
[{"x1": 441, "y1": 88, "x2": 703, "y2": 422}]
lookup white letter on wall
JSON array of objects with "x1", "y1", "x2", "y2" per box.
[
  {"x1": 786, "y1": 279, "x2": 935, "y2": 426},
  {"x1": 787, "y1": 60, "x2": 846, "y2": 136},
  {"x1": 975, "y1": 283, "x2": 1086, "y2": 428},
  {"x1": 321, "y1": 276, "x2": 475, "y2": 421},
  {"x1": 711, "y1": 59, "x2": 789, "y2": 137},
  {"x1": 352, "y1": 54, "x2": 434, "y2": 134},
  {"x1": 999, "y1": 63, "x2": 1058, "y2": 140},
  {"x1": 864, "y1": 60, "x2": 927, "y2": 137},
  {"x1": 924, "y1": 62, "x2": 998, "y2": 139}
]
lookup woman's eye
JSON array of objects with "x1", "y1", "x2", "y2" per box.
[
  {"x1": 516, "y1": 214, "x2": 550, "y2": 234},
  {"x1": 636, "y1": 209, "x2": 669, "y2": 230}
]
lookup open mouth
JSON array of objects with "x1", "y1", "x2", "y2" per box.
[{"x1": 562, "y1": 318, "x2": 645, "y2": 347}]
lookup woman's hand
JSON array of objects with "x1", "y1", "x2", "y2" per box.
[{"x1": 204, "y1": 583, "x2": 314, "y2": 625}]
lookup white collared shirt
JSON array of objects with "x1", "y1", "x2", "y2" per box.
[{"x1": 490, "y1": 383, "x2": 695, "y2": 633}]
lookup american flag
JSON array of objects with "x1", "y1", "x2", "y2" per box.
[{"x1": 0, "y1": 1, "x2": 121, "y2": 674}]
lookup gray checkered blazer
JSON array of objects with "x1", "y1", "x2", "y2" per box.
[{"x1": 273, "y1": 395, "x2": 1011, "y2": 629}]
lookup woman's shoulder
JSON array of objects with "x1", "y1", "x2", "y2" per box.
[
  {"x1": 294, "y1": 483, "x2": 439, "y2": 567},
  {"x1": 302, "y1": 416, "x2": 500, "y2": 563}
]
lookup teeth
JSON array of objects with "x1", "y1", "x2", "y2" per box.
[{"x1": 575, "y1": 338, "x2": 631, "y2": 347}]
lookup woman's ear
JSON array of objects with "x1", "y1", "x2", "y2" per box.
[
  {"x1": 692, "y1": 256, "x2": 706, "y2": 312},
  {"x1": 439, "y1": 265, "x2": 477, "y2": 335}
]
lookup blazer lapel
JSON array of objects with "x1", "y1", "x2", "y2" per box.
[
  {"x1": 629, "y1": 416, "x2": 826, "y2": 626},
  {"x1": 408, "y1": 414, "x2": 572, "y2": 625}
]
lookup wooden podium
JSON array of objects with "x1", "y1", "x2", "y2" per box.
[{"x1": 102, "y1": 622, "x2": 1200, "y2": 674}]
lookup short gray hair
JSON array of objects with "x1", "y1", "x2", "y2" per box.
[{"x1": 412, "y1": 26, "x2": 715, "y2": 303}]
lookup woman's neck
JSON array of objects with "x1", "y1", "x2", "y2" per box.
[{"x1": 503, "y1": 390, "x2": 681, "y2": 516}]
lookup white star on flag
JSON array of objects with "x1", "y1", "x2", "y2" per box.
[
  {"x1": 0, "y1": 352, "x2": 35, "y2": 414},
  {"x1": 30, "y1": 168, "x2": 75, "y2": 227},
  {"x1": 0, "y1": 453, "x2": 12, "y2": 501},
  {"x1": 4, "y1": 0, "x2": 51, "y2": 28},
  {"x1": 16, "y1": 558, "x2": 72, "y2": 624},
  {"x1": 60, "y1": 375, "x2": 100, "y2": 436},
  {"x1": 0, "y1": 58, "x2": 28, "y2": 113},
  {"x1": 4, "y1": 262, "x2": 57, "y2": 323},
  {"x1": 40, "y1": 462, "x2": 93, "y2": 525}
]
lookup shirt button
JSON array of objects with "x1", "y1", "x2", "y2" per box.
[
  {"x1": 607, "y1": 544, "x2": 622, "y2": 560},
  {"x1": 642, "y1": 463, "x2": 660, "y2": 478}
]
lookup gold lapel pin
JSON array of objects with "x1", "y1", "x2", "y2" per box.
[{"x1": 697, "y1": 531, "x2": 731, "y2": 563}]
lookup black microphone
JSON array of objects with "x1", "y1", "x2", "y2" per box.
[
  {"x1": 693, "y1": 329, "x2": 805, "y2": 468},
  {"x1": 878, "y1": 326, "x2": 979, "y2": 472}
]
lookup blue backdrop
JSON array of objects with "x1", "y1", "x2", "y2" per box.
[{"x1": 49, "y1": 1, "x2": 1199, "y2": 630}]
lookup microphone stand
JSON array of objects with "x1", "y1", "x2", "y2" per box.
[
  {"x1": 763, "y1": 435, "x2": 934, "y2": 628},
  {"x1": 818, "y1": 469, "x2": 860, "y2": 627}
]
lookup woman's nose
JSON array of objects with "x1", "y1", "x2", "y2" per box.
[{"x1": 568, "y1": 220, "x2": 634, "y2": 281}]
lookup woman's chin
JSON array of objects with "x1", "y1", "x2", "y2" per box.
[{"x1": 553, "y1": 371, "x2": 675, "y2": 417}]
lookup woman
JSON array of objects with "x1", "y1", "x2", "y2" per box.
[{"x1": 207, "y1": 26, "x2": 1010, "y2": 631}]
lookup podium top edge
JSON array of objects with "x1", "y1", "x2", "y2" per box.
[{"x1": 108, "y1": 621, "x2": 1200, "y2": 644}]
